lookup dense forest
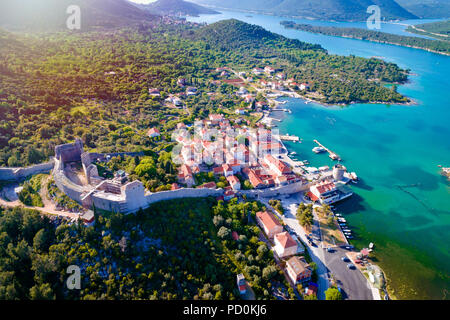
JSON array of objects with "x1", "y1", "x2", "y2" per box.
[
  {"x1": 0, "y1": 19, "x2": 409, "y2": 167},
  {"x1": 281, "y1": 21, "x2": 450, "y2": 56},
  {"x1": 0, "y1": 198, "x2": 290, "y2": 300}
]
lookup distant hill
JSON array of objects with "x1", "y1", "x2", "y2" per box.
[
  {"x1": 138, "y1": 0, "x2": 219, "y2": 16},
  {"x1": 0, "y1": 0, "x2": 157, "y2": 31},
  {"x1": 394, "y1": 0, "x2": 450, "y2": 19},
  {"x1": 192, "y1": 18, "x2": 324, "y2": 51},
  {"x1": 191, "y1": 0, "x2": 418, "y2": 21}
]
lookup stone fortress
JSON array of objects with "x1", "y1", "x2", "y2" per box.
[{"x1": 53, "y1": 139, "x2": 223, "y2": 214}]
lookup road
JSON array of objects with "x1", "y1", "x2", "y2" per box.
[
  {"x1": 260, "y1": 194, "x2": 329, "y2": 300},
  {"x1": 260, "y1": 193, "x2": 374, "y2": 300},
  {"x1": 324, "y1": 247, "x2": 373, "y2": 300}
]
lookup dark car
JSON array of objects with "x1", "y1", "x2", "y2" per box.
[{"x1": 341, "y1": 256, "x2": 350, "y2": 262}]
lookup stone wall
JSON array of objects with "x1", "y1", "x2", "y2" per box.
[
  {"x1": 0, "y1": 161, "x2": 55, "y2": 181},
  {"x1": 241, "y1": 181, "x2": 311, "y2": 199}
]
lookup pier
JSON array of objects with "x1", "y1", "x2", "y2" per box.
[
  {"x1": 280, "y1": 135, "x2": 300, "y2": 142},
  {"x1": 313, "y1": 139, "x2": 341, "y2": 161}
]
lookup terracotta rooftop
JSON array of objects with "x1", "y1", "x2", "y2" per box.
[
  {"x1": 256, "y1": 211, "x2": 281, "y2": 231},
  {"x1": 287, "y1": 256, "x2": 309, "y2": 276},
  {"x1": 314, "y1": 181, "x2": 336, "y2": 194},
  {"x1": 275, "y1": 232, "x2": 297, "y2": 249}
]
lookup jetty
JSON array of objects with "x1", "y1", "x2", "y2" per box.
[
  {"x1": 280, "y1": 135, "x2": 300, "y2": 142},
  {"x1": 313, "y1": 139, "x2": 341, "y2": 161}
]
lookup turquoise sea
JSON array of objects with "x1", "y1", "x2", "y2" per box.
[{"x1": 188, "y1": 11, "x2": 450, "y2": 299}]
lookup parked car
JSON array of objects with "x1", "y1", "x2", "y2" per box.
[
  {"x1": 341, "y1": 256, "x2": 350, "y2": 262},
  {"x1": 347, "y1": 264, "x2": 356, "y2": 269},
  {"x1": 326, "y1": 247, "x2": 334, "y2": 253}
]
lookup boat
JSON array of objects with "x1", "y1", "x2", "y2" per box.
[
  {"x1": 312, "y1": 146, "x2": 326, "y2": 154},
  {"x1": 343, "y1": 229, "x2": 352, "y2": 233},
  {"x1": 349, "y1": 172, "x2": 359, "y2": 182}
]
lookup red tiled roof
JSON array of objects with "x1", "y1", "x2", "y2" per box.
[
  {"x1": 227, "y1": 175, "x2": 240, "y2": 186},
  {"x1": 256, "y1": 211, "x2": 281, "y2": 231},
  {"x1": 198, "y1": 182, "x2": 217, "y2": 189},
  {"x1": 275, "y1": 232, "x2": 297, "y2": 249},
  {"x1": 315, "y1": 181, "x2": 336, "y2": 194},
  {"x1": 147, "y1": 128, "x2": 160, "y2": 136},
  {"x1": 265, "y1": 154, "x2": 291, "y2": 174},
  {"x1": 306, "y1": 191, "x2": 319, "y2": 201},
  {"x1": 248, "y1": 170, "x2": 264, "y2": 187},
  {"x1": 213, "y1": 166, "x2": 224, "y2": 174}
]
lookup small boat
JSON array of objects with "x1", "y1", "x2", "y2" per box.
[
  {"x1": 349, "y1": 172, "x2": 359, "y2": 182},
  {"x1": 338, "y1": 218, "x2": 347, "y2": 223},
  {"x1": 312, "y1": 146, "x2": 326, "y2": 154},
  {"x1": 343, "y1": 229, "x2": 352, "y2": 233}
]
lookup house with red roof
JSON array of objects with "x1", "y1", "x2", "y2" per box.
[
  {"x1": 178, "y1": 164, "x2": 195, "y2": 187},
  {"x1": 256, "y1": 211, "x2": 283, "y2": 239},
  {"x1": 286, "y1": 256, "x2": 312, "y2": 284},
  {"x1": 147, "y1": 128, "x2": 160, "y2": 138},
  {"x1": 264, "y1": 154, "x2": 291, "y2": 177},
  {"x1": 248, "y1": 169, "x2": 265, "y2": 189},
  {"x1": 198, "y1": 181, "x2": 217, "y2": 189},
  {"x1": 274, "y1": 232, "x2": 298, "y2": 258},
  {"x1": 227, "y1": 175, "x2": 241, "y2": 191},
  {"x1": 310, "y1": 180, "x2": 340, "y2": 204},
  {"x1": 223, "y1": 164, "x2": 233, "y2": 177}
]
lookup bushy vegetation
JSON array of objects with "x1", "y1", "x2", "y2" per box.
[
  {"x1": 18, "y1": 174, "x2": 46, "y2": 207},
  {"x1": 297, "y1": 203, "x2": 314, "y2": 230},
  {"x1": 0, "y1": 19, "x2": 409, "y2": 167},
  {"x1": 282, "y1": 21, "x2": 450, "y2": 55},
  {"x1": 0, "y1": 197, "x2": 285, "y2": 299},
  {"x1": 269, "y1": 199, "x2": 284, "y2": 215}
]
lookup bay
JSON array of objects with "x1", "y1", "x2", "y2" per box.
[{"x1": 188, "y1": 11, "x2": 450, "y2": 300}]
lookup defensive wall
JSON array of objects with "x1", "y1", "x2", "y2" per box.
[
  {"x1": 0, "y1": 161, "x2": 55, "y2": 182},
  {"x1": 241, "y1": 181, "x2": 311, "y2": 198}
]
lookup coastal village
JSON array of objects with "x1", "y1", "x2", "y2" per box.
[{"x1": 0, "y1": 63, "x2": 386, "y2": 301}]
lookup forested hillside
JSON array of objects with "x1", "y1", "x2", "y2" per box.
[
  {"x1": 192, "y1": 0, "x2": 418, "y2": 21},
  {"x1": 281, "y1": 21, "x2": 450, "y2": 55},
  {"x1": 0, "y1": 198, "x2": 285, "y2": 300},
  {"x1": 0, "y1": 20, "x2": 408, "y2": 167},
  {"x1": 138, "y1": 0, "x2": 219, "y2": 16}
]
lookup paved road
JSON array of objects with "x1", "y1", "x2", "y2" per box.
[
  {"x1": 260, "y1": 194, "x2": 329, "y2": 300},
  {"x1": 324, "y1": 247, "x2": 373, "y2": 300},
  {"x1": 261, "y1": 193, "x2": 373, "y2": 300}
]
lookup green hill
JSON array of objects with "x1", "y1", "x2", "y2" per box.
[
  {"x1": 139, "y1": 0, "x2": 219, "y2": 16},
  {"x1": 192, "y1": 0, "x2": 418, "y2": 21},
  {"x1": 192, "y1": 18, "x2": 324, "y2": 51},
  {"x1": 0, "y1": 0, "x2": 157, "y2": 31},
  {"x1": 394, "y1": 0, "x2": 450, "y2": 19}
]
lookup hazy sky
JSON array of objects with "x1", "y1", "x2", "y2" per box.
[{"x1": 129, "y1": 0, "x2": 157, "y2": 3}]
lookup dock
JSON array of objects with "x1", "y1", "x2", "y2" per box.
[
  {"x1": 280, "y1": 135, "x2": 300, "y2": 142},
  {"x1": 313, "y1": 139, "x2": 341, "y2": 161}
]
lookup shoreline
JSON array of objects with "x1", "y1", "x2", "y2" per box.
[{"x1": 265, "y1": 97, "x2": 396, "y2": 300}]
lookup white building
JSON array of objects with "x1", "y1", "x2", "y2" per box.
[{"x1": 274, "y1": 232, "x2": 298, "y2": 258}]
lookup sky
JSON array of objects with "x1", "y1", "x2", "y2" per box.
[{"x1": 129, "y1": 0, "x2": 157, "y2": 3}]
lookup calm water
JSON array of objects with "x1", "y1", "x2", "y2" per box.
[{"x1": 188, "y1": 11, "x2": 450, "y2": 299}]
